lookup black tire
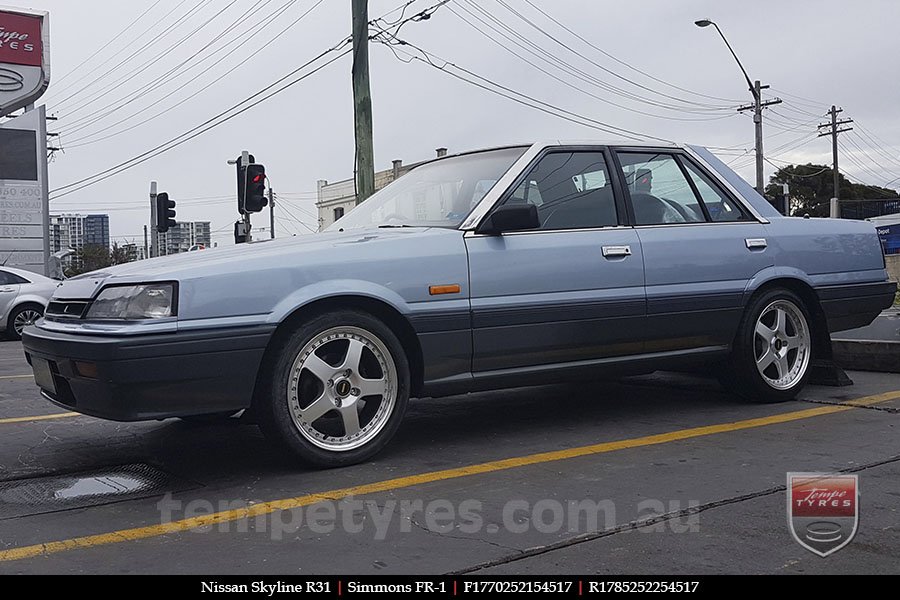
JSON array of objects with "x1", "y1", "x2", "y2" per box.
[
  {"x1": 256, "y1": 309, "x2": 410, "y2": 468},
  {"x1": 6, "y1": 303, "x2": 44, "y2": 341},
  {"x1": 721, "y1": 288, "x2": 814, "y2": 403}
]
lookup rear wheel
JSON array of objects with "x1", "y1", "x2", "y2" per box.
[
  {"x1": 7, "y1": 304, "x2": 43, "y2": 341},
  {"x1": 257, "y1": 309, "x2": 410, "y2": 468},
  {"x1": 721, "y1": 289, "x2": 813, "y2": 403}
]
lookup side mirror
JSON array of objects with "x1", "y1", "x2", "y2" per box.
[{"x1": 476, "y1": 203, "x2": 540, "y2": 235}]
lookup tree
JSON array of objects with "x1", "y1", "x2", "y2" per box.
[
  {"x1": 765, "y1": 163, "x2": 898, "y2": 217},
  {"x1": 64, "y1": 242, "x2": 137, "y2": 277}
]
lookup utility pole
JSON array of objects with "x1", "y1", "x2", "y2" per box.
[
  {"x1": 143, "y1": 225, "x2": 148, "y2": 260},
  {"x1": 149, "y1": 181, "x2": 158, "y2": 258},
  {"x1": 269, "y1": 188, "x2": 275, "y2": 239},
  {"x1": 352, "y1": 0, "x2": 375, "y2": 205},
  {"x1": 817, "y1": 106, "x2": 853, "y2": 218},
  {"x1": 737, "y1": 80, "x2": 782, "y2": 195}
]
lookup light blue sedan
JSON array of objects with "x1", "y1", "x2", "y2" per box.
[{"x1": 23, "y1": 141, "x2": 896, "y2": 467}]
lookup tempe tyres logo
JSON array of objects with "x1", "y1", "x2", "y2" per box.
[{"x1": 787, "y1": 473, "x2": 858, "y2": 557}]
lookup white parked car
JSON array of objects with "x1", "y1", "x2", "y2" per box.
[{"x1": 0, "y1": 266, "x2": 58, "y2": 340}]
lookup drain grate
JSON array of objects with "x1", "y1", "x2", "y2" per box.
[{"x1": 0, "y1": 463, "x2": 189, "y2": 520}]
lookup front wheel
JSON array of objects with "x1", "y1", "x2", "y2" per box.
[
  {"x1": 722, "y1": 289, "x2": 813, "y2": 403},
  {"x1": 257, "y1": 310, "x2": 410, "y2": 468}
]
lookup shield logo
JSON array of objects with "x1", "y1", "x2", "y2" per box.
[{"x1": 787, "y1": 473, "x2": 858, "y2": 557}]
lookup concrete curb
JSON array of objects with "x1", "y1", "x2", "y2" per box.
[{"x1": 831, "y1": 339, "x2": 900, "y2": 373}]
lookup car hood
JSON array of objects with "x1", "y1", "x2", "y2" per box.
[{"x1": 53, "y1": 227, "x2": 462, "y2": 300}]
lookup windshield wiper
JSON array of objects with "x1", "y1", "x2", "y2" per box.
[{"x1": 376, "y1": 224, "x2": 415, "y2": 228}]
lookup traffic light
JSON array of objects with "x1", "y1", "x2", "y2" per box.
[
  {"x1": 243, "y1": 164, "x2": 267, "y2": 213},
  {"x1": 155, "y1": 192, "x2": 176, "y2": 233}
]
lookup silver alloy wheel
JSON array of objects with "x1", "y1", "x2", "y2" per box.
[
  {"x1": 753, "y1": 299, "x2": 811, "y2": 390},
  {"x1": 287, "y1": 326, "x2": 397, "y2": 452},
  {"x1": 13, "y1": 308, "x2": 42, "y2": 336}
]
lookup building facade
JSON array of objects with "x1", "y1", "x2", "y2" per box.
[
  {"x1": 49, "y1": 213, "x2": 110, "y2": 253},
  {"x1": 315, "y1": 148, "x2": 447, "y2": 231},
  {"x1": 159, "y1": 221, "x2": 211, "y2": 255}
]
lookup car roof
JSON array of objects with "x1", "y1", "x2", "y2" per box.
[{"x1": 415, "y1": 140, "x2": 686, "y2": 169}]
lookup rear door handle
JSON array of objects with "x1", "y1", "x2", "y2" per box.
[
  {"x1": 745, "y1": 238, "x2": 767, "y2": 250},
  {"x1": 602, "y1": 245, "x2": 632, "y2": 258},
  {"x1": 0, "y1": 287, "x2": 15, "y2": 293}
]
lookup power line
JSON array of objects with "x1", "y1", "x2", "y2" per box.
[
  {"x1": 61, "y1": 0, "x2": 324, "y2": 148},
  {"x1": 49, "y1": 1, "x2": 167, "y2": 89},
  {"x1": 378, "y1": 38, "x2": 669, "y2": 142},
  {"x1": 49, "y1": 0, "x2": 214, "y2": 111},
  {"x1": 489, "y1": 0, "x2": 737, "y2": 111},
  {"x1": 519, "y1": 0, "x2": 743, "y2": 104},
  {"x1": 58, "y1": 0, "x2": 285, "y2": 136},
  {"x1": 446, "y1": 1, "x2": 736, "y2": 121},
  {"x1": 50, "y1": 43, "x2": 352, "y2": 199}
]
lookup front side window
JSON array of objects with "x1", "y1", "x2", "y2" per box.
[
  {"x1": 503, "y1": 151, "x2": 618, "y2": 230},
  {"x1": 617, "y1": 153, "x2": 704, "y2": 225}
]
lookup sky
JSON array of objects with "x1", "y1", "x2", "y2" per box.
[{"x1": 10, "y1": 0, "x2": 900, "y2": 245}]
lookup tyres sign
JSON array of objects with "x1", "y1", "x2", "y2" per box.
[{"x1": 0, "y1": 8, "x2": 49, "y2": 118}]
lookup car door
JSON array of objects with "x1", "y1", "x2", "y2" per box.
[
  {"x1": 465, "y1": 148, "x2": 646, "y2": 375},
  {"x1": 0, "y1": 270, "x2": 22, "y2": 323},
  {"x1": 613, "y1": 149, "x2": 773, "y2": 353}
]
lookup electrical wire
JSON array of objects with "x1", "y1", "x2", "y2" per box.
[
  {"x1": 378, "y1": 38, "x2": 669, "y2": 142},
  {"x1": 58, "y1": 0, "x2": 285, "y2": 135},
  {"x1": 49, "y1": 1, "x2": 167, "y2": 89},
  {"x1": 62, "y1": 0, "x2": 325, "y2": 148},
  {"x1": 50, "y1": 43, "x2": 352, "y2": 199}
]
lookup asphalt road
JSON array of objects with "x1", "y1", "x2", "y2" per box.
[{"x1": 0, "y1": 339, "x2": 898, "y2": 575}]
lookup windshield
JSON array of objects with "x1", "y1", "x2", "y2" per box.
[{"x1": 326, "y1": 147, "x2": 527, "y2": 230}]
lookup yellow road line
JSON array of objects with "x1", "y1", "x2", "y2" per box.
[
  {"x1": 0, "y1": 412, "x2": 79, "y2": 425},
  {"x1": 0, "y1": 374, "x2": 33, "y2": 380},
  {"x1": 1, "y1": 390, "x2": 898, "y2": 563}
]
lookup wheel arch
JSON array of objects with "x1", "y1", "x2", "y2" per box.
[
  {"x1": 743, "y1": 273, "x2": 829, "y2": 357},
  {"x1": 253, "y1": 294, "x2": 425, "y2": 405}
]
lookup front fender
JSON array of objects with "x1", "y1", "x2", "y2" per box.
[{"x1": 268, "y1": 279, "x2": 412, "y2": 324}]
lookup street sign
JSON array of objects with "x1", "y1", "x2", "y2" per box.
[{"x1": 0, "y1": 7, "x2": 49, "y2": 118}]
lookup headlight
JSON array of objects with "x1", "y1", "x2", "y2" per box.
[{"x1": 85, "y1": 283, "x2": 176, "y2": 320}]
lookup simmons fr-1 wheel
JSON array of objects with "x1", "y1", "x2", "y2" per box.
[
  {"x1": 722, "y1": 289, "x2": 813, "y2": 403},
  {"x1": 258, "y1": 309, "x2": 410, "y2": 468}
]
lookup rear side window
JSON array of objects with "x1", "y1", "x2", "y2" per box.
[
  {"x1": 505, "y1": 151, "x2": 618, "y2": 230},
  {"x1": 616, "y1": 151, "x2": 749, "y2": 225},
  {"x1": 0, "y1": 271, "x2": 29, "y2": 285},
  {"x1": 617, "y1": 153, "x2": 704, "y2": 225},
  {"x1": 681, "y1": 160, "x2": 748, "y2": 222}
]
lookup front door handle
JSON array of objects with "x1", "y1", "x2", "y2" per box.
[
  {"x1": 602, "y1": 245, "x2": 632, "y2": 258},
  {"x1": 745, "y1": 238, "x2": 767, "y2": 250}
]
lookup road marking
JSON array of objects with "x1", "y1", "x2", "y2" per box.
[
  {"x1": 0, "y1": 412, "x2": 79, "y2": 425},
  {"x1": 0, "y1": 374, "x2": 33, "y2": 380},
  {"x1": 0, "y1": 390, "x2": 898, "y2": 562}
]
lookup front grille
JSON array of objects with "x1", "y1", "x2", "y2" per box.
[{"x1": 45, "y1": 300, "x2": 90, "y2": 320}]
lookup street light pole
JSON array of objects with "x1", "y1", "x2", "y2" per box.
[{"x1": 695, "y1": 19, "x2": 781, "y2": 196}]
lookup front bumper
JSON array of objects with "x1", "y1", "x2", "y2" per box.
[{"x1": 21, "y1": 324, "x2": 275, "y2": 421}]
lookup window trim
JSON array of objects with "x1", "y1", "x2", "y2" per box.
[
  {"x1": 612, "y1": 147, "x2": 755, "y2": 227},
  {"x1": 473, "y1": 145, "x2": 629, "y2": 234}
]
